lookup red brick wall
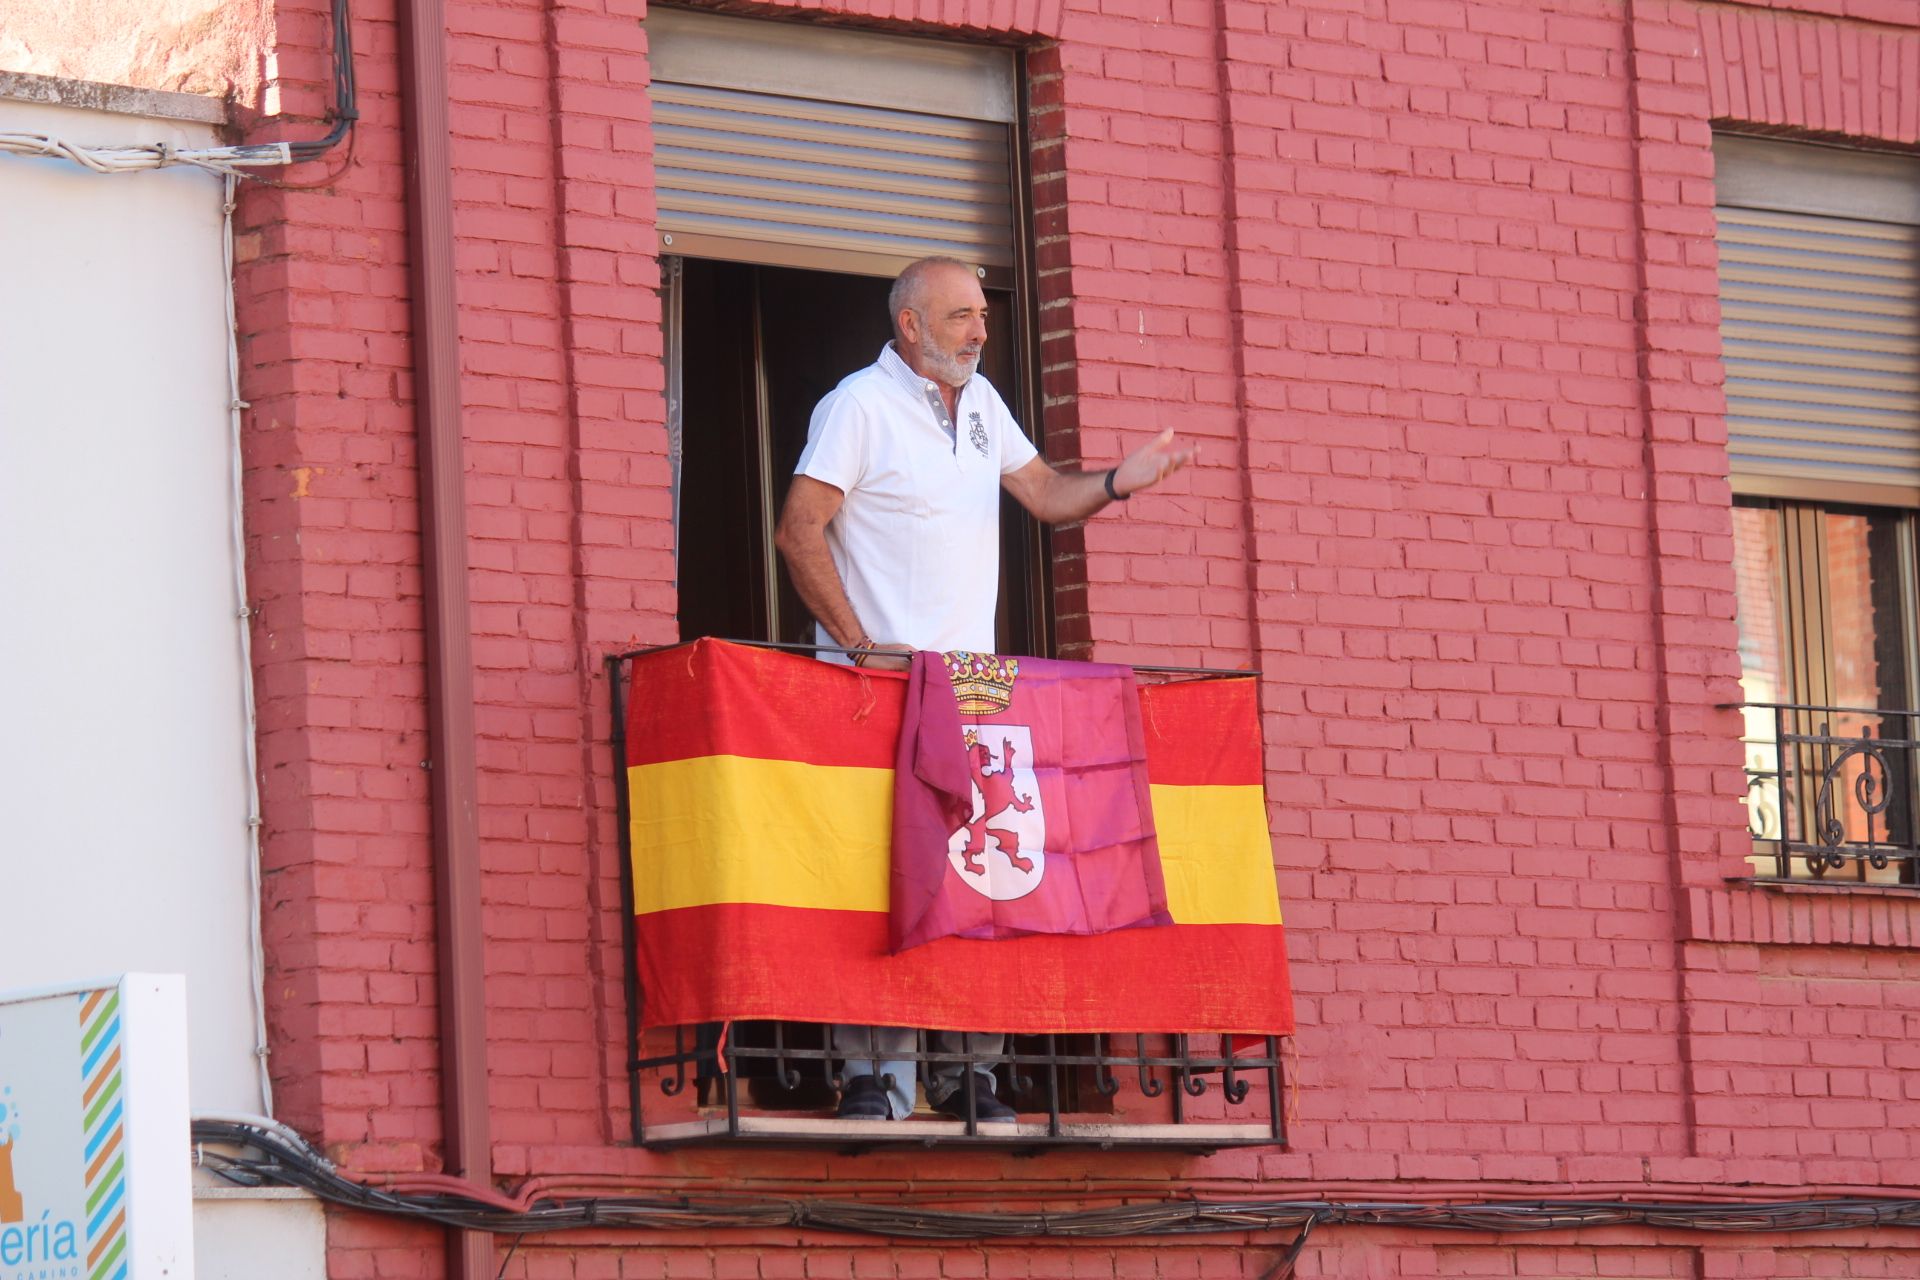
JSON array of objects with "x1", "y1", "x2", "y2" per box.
[
  {"x1": 236, "y1": 0, "x2": 435, "y2": 1161},
  {"x1": 229, "y1": 0, "x2": 1920, "y2": 1275},
  {"x1": 333, "y1": 1234, "x2": 1920, "y2": 1279}
]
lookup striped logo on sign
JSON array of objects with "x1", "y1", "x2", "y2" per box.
[{"x1": 78, "y1": 988, "x2": 127, "y2": 1280}]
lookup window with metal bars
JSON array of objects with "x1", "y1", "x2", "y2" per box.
[
  {"x1": 1731, "y1": 499, "x2": 1920, "y2": 885},
  {"x1": 1718, "y1": 134, "x2": 1920, "y2": 886}
]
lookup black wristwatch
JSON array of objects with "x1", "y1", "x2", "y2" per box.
[{"x1": 1103, "y1": 468, "x2": 1128, "y2": 502}]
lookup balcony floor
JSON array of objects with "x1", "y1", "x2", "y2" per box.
[{"x1": 640, "y1": 1113, "x2": 1278, "y2": 1149}]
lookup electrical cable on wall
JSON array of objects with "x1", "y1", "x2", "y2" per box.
[
  {"x1": 220, "y1": 171, "x2": 275, "y2": 1118},
  {"x1": 287, "y1": 0, "x2": 358, "y2": 160},
  {"x1": 1, "y1": 0, "x2": 355, "y2": 178},
  {"x1": 193, "y1": 1119, "x2": 1920, "y2": 1242},
  {"x1": 0, "y1": 134, "x2": 293, "y2": 174}
]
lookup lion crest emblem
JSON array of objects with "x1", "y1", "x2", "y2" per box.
[{"x1": 941, "y1": 651, "x2": 1047, "y2": 900}]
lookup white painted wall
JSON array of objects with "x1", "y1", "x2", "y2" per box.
[
  {"x1": 0, "y1": 96, "x2": 262, "y2": 1117},
  {"x1": 193, "y1": 1189, "x2": 327, "y2": 1280},
  {"x1": 1, "y1": 89, "x2": 328, "y2": 1280}
]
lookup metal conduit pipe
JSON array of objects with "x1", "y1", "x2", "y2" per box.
[{"x1": 395, "y1": 0, "x2": 494, "y2": 1273}]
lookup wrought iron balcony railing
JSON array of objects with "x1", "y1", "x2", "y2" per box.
[
  {"x1": 630, "y1": 1023, "x2": 1286, "y2": 1148},
  {"x1": 608, "y1": 640, "x2": 1291, "y2": 1149},
  {"x1": 1736, "y1": 701, "x2": 1920, "y2": 886}
]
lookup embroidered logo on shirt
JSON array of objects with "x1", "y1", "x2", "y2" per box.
[{"x1": 968, "y1": 412, "x2": 989, "y2": 457}]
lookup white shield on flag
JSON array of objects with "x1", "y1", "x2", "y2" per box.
[{"x1": 947, "y1": 725, "x2": 1046, "y2": 901}]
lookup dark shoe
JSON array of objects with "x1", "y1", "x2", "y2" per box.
[
  {"x1": 836, "y1": 1074, "x2": 891, "y2": 1120},
  {"x1": 933, "y1": 1081, "x2": 1016, "y2": 1123}
]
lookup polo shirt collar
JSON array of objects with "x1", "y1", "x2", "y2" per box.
[
  {"x1": 879, "y1": 342, "x2": 974, "y2": 399},
  {"x1": 878, "y1": 342, "x2": 967, "y2": 447}
]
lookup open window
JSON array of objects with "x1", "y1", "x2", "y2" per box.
[
  {"x1": 660, "y1": 250, "x2": 1072, "y2": 1115},
  {"x1": 650, "y1": 7, "x2": 1048, "y2": 656},
  {"x1": 666, "y1": 257, "x2": 1046, "y2": 655}
]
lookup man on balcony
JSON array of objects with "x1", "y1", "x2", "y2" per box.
[{"x1": 774, "y1": 255, "x2": 1196, "y2": 1122}]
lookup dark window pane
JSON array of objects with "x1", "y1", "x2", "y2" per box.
[{"x1": 1821, "y1": 511, "x2": 1912, "y2": 881}]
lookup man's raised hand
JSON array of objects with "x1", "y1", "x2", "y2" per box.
[{"x1": 1112, "y1": 428, "x2": 1199, "y2": 498}]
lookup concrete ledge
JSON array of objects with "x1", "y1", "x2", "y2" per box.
[
  {"x1": 0, "y1": 69, "x2": 227, "y2": 126},
  {"x1": 642, "y1": 1116, "x2": 1278, "y2": 1148},
  {"x1": 194, "y1": 1185, "x2": 317, "y2": 1201}
]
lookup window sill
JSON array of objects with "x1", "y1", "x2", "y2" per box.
[
  {"x1": 1685, "y1": 879, "x2": 1920, "y2": 947},
  {"x1": 1727, "y1": 876, "x2": 1920, "y2": 897}
]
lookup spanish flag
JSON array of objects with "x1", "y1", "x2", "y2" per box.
[{"x1": 624, "y1": 639, "x2": 1293, "y2": 1036}]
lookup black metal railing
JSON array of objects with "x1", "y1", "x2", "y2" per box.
[
  {"x1": 629, "y1": 1023, "x2": 1285, "y2": 1147},
  {"x1": 608, "y1": 639, "x2": 1288, "y2": 1149},
  {"x1": 1736, "y1": 701, "x2": 1920, "y2": 886}
]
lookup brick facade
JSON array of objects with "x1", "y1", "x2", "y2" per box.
[{"x1": 229, "y1": 0, "x2": 1920, "y2": 1275}]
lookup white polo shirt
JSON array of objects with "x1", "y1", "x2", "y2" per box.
[{"x1": 796, "y1": 343, "x2": 1039, "y2": 657}]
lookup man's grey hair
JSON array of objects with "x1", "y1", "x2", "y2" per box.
[{"x1": 888, "y1": 256, "x2": 976, "y2": 334}]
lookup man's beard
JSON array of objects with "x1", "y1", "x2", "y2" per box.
[{"x1": 919, "y1": 332, "x2": 981, "y2": 388}]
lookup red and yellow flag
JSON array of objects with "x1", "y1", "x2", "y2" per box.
[{"x1": 624, "y1": 639, "x2": 1293, "y2": 1036}]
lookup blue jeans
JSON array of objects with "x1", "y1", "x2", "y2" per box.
[{"x1": 831, "y1": 1024, "x2": 1004, "y2": 1119}]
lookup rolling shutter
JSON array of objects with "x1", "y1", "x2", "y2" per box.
[
  {"x1": 647, "y1": 10, "x2": 1018, "y2": 283},
  {"x1": 1715, "y1": 135, "x2": 1920, "y2": 503}
]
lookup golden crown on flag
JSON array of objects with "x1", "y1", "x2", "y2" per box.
[{"x1": 943, "y1": 651, "x2": 1019, "y2": 716}]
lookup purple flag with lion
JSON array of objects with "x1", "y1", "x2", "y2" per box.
[{"x1": 890, "y1": 650, "x2": 1172, "y2": 952}]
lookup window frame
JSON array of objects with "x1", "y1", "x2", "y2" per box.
[
  {"x1": 1733, "y1": 495, "x2": 1920, "y2": 886},
  {"x1": 657, "y1": 31, "x2": 1053, "y2": 659}
]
